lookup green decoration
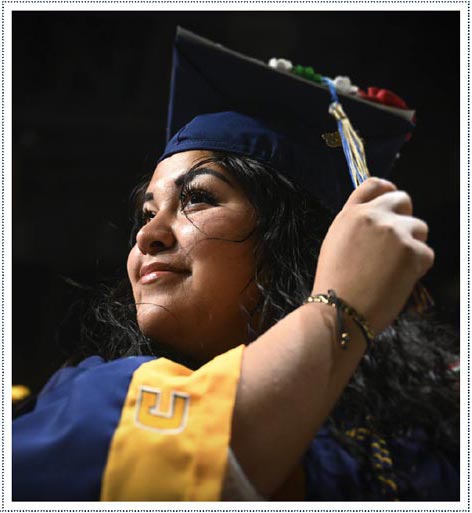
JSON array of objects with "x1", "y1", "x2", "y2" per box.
[{"x1": 292, "y1": 64, "x2": 323, "y2": 84}]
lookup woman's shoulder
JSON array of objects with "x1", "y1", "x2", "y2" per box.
[
  {"x1": 13, "y1": 348, "x2": 245, "y2": 501},
  {"x1": 41, "y1": 355, "x2": 155, "y2": 397},
  {"x1": 12, "y1": 355, "x2": 155, "y2": 500}
]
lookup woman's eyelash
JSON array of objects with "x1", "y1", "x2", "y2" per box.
[
  {"x1": 179, "y1": 184, "x2": 218, "y2": 209},
  {"x1": 138, "y1": 185, "x2": 218, "y2": 224},
  {"x1": 140, "y1": 209, "x2": 155, "y2": 225}
]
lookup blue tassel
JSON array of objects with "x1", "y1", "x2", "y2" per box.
[{"x1": 322, "y1": 77, "x2": 370, "y2": 187}]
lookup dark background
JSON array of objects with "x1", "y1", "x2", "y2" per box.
[{"x1": 13, "y1": 11, "x2": 460, "y2": 392}]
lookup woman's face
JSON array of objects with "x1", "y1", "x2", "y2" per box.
[{"x1": 127, "y1": 150, "x2": 259, "y2": 363}]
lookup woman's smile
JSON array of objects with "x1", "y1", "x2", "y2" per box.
[
  {"x1": 140, "y1": 270, "x2": 189, "y2": 285},
  {"x1": 139, "y1": 262, "x2": 191, "y2": 284}
]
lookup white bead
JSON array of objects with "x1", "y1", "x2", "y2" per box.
[
  {"x1": 333, "y1": 76, "x2": 359, "y2": 95},
  {"x1": 268, "y1": 58, "x2": 293, "y2": 72}
]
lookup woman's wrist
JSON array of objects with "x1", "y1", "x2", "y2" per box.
[
  {"x1": 305, "y1": 290, "x2": 375, "y2": 351},
  {"x1": 302, "y1": 293, "x2": 370, "y2": 353}
]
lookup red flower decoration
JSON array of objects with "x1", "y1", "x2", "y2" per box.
[
  {"x1": 358, "y1": 87, "x2": 414, "y2": 141},
  {"x1": 358, "y1": 87, "x2": 409, "y2": 110}
]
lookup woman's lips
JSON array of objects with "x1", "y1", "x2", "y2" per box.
[
  {"x1": 139, "y1": 262, "x2": 189, "y2": 285},
  {"x1": 140, "y1": 270, "x2": 187, "y2": 285}
]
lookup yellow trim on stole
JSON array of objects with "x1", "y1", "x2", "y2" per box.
[{"x1": 101, "y1": 345, "x2": 244, "y2": 501}]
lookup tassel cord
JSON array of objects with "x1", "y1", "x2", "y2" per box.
[{"x1": 322, "y1": 77, "x2": 370, "y2": 187}]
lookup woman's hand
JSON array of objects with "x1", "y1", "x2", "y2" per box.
[{"x1": 313, "y1": 177, "x2": 434, "y2": 334}]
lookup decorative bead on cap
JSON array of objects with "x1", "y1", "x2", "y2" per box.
[
  {"x1": 268, "y1": 58, "x2": 293, "y2": 72},
  {"x1": 333, "y1": 76, "x2": 359, "y2": 95}
]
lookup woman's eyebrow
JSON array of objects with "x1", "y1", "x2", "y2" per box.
[
  {"x1": 143, "y1": 168, "x2": 233, "y2": 204},
  {"x1": 174, "y1": 167, "x2": 234, "y2": 188}
]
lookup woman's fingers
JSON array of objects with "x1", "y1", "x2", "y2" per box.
[
  {"x1": 372, "y1": 190, "x2": 413, "y2": 216},
  {"x1": 348, "y1": 180, "x2": 427, "y2": 240},
  {"x1": 404, "y1": 217, "x2": 429, "y2": 242},
  {"x1": 408, "y1": 238, "x2": 435, "y2": 277},
  {"x1": 344, "y1": 177, "x2": 397, "y2": 206},
  {"x1": 397, "y1": 217, "x2": 433, "y2": 274}
]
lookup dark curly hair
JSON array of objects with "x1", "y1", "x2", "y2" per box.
[{"x1": 75, "y1": 152, "x2": 459, "y2": 498}]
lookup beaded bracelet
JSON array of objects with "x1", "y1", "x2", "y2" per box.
[{"x1": 304, "y1": 289, "x2": 375, "y2": 350}]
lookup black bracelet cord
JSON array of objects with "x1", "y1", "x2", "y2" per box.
[{"x1": 304, "y1": 289, "x2": 375, "y2": 350}]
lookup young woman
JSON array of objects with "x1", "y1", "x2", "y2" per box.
[{"x1": 12, "y1": 30, "x2": 459, "y2": 502}]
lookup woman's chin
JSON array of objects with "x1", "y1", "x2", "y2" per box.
[{"x1": 136, "y1": 303, "x2": 179, "y2": 337}]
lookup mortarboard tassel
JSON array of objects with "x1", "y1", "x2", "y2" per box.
[
  {"x1": 322, "y1": 76, "x2": 433, "y2": 314},
  {"x1": 323, "y1": 77, "x2": 371, "y2": 187}
]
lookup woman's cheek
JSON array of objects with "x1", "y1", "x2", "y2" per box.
[
  {"x1": 178, "y1": 218, "x2": 203, "y2": 241},
  {"x1": 126, "y1": 245, "x2": 142, "y2": 301},
  {"x1": 182, "y1": 203, "x2": 253, "y2": 239}
]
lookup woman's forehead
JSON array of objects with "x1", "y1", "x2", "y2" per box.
[{"x1": 149, "y1": 151, "x2": 212, "y2": 184}]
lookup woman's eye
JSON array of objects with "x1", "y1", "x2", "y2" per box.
[
  {"x1": 141, "y1": 210, "x2": 156, "y2": 225},
  {"x1": 180, "y1": 187, "x2": 218, "y2": 210}
]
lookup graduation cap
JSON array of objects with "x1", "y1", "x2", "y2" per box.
[{"x1": 160, "y1": 27, "x2": 415, "y2": 211}]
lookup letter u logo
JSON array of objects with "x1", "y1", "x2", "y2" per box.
[{"x1": 135, "y1": 386, "x2": 190, "y2": 434}]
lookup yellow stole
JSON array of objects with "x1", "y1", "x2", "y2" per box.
[{"x1": 101, "y1": 345, "x2": 244, "y2": 501}]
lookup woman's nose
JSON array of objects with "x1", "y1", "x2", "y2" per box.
[{"x1": 136, "y1": 214, "x2": 176, "y2": 255}]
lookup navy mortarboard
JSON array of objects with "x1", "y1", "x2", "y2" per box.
[{"x1": 160, "y1": 27, "x2": 415, "y2": 211}]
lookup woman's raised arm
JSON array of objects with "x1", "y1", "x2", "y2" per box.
[{"x1": 231, "y1": 177, "x2": 434, "y2": 497}]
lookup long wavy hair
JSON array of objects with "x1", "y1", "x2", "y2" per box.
[{"x1": 77, "y1": 152, "x2": 459, "y2": 497}]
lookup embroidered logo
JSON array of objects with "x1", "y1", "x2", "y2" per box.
[
  {"x1": 322, "y1": 130, "x2": 364, "y2": 148},
  {"x1": 322, "y1": 131, "x2": 343, "y2": 148},
  {"x1": 135, "y1": 386, "x2": 190, "y2": 434}
]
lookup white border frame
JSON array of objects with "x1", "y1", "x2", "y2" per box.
[{"x1": 3, "y1": 3, "x2": 469, "y2": 511}]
